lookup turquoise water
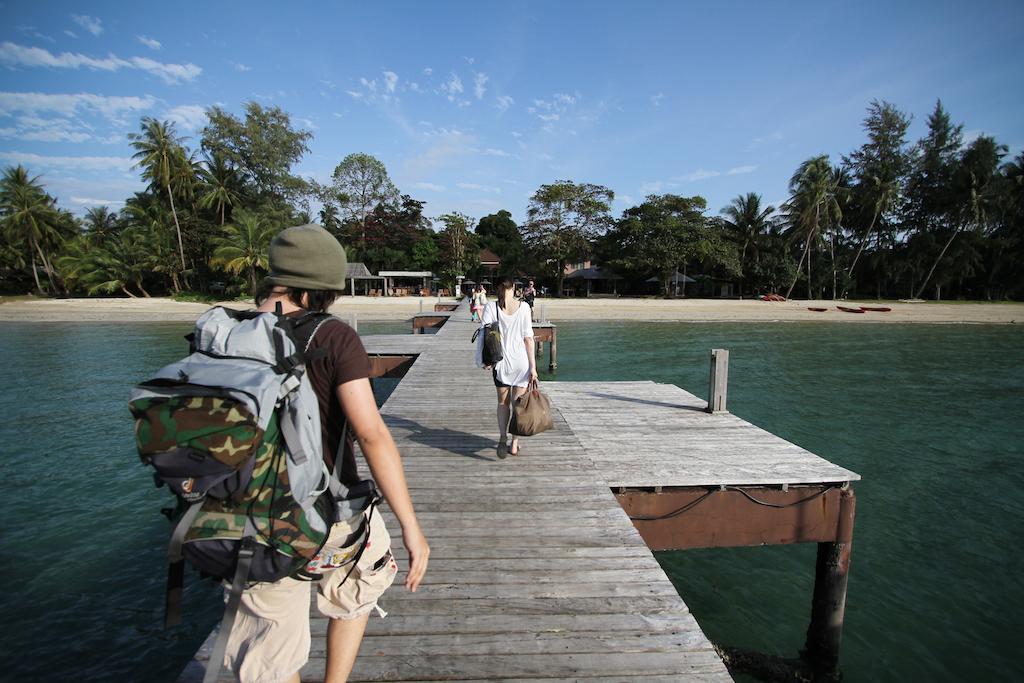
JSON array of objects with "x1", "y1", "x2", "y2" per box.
[
  {"x1": 540, "y1": 321, "x2": 1024, "y2": 682},
  {"x1": 0, "y1": 319, "x2": 1021, "y2": 680}
]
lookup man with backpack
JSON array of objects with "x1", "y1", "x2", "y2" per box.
[
  {"x1": 133, "y1": 224, "x2": 429, "y2": 683},
  {"x1": 236, "y1": 224, "x2": 429, "y2": 682}
]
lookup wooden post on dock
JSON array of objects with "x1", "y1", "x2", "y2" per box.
[
  {"x1": 707, "y1": 349, "x2": 729, "y2": 413},
  {"x1": 803, "y1": 486, "x2": 856, "y2": 674},
  {"x1": 548, "y1": 330, "x2": 558, "y2": 372}
]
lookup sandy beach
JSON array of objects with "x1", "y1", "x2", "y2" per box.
[{"x1": 1, "y1": 295, "x2": 1022, "y2": 324}]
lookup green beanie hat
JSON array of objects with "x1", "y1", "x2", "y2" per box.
[{"x1": 264, "y1": 224, "x2": 347, "y2": 292}]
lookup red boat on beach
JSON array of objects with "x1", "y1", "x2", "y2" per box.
[
  {"x1": 861, "y1": 306, "x2": 892, "y2": 312},
  {"x1": 837, "y1": 305, "x2": 865, "y2": 313},
  {"x1": 807, "y1": 307, "x2": 828, "y2": 312}
]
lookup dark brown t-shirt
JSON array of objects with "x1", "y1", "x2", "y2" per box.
[{"x1": 288, "y1": 313, "x2": 371, "y2": 487}]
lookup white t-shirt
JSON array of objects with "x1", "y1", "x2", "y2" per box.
[{"x1": 476, "y1": 301, "x2": 535, "y2": 386}]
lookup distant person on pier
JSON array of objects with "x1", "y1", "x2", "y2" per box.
[
  {"x1": 226, "y1": 224, "x2": 429, "y2": 683},
  {"x1": 522, "y1": 279, "x2": 537, "y2": 320},
  {"x1": 473, "y1": 284, "x2": 488, "y2": 322},
  {"x1": 477, "y1": 277, "x2": 538, "y2": 458}
]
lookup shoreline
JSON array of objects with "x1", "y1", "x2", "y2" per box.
[{"x1": 1, "y1": 296, "x2": 1021, "y2": 325}]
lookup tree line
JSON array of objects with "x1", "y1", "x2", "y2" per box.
[{"x1": 2, "y1": 99, "x2": 1022, "y2": 301}]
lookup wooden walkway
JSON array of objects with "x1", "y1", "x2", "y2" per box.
[{"x1": 183, "y1": 301, "x2": 860, "y2": 681}]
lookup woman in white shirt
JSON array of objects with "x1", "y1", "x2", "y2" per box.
[{"x1": 476, "y1": 278, "x2": 538, "y2": 458}]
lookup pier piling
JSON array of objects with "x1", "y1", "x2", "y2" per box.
[
  {"x1": 803, "y1": 486, "x2": 857, "y2": 674},
  {"x1": 707, "y1": 348, "x2": 729, "y2": 413}
]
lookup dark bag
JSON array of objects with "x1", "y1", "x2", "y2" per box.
[
  {"x1": 471, "y1": 303, "x2": 504, "y2": 365},
  {"x1": 509, "y1": 379, "x2": 554, "y2": 436}
]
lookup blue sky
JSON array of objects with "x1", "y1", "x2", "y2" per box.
[{"x1": 1, "y1": 0, "x2": 1022, "y2": 226}]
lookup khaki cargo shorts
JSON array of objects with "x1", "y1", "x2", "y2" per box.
[{"x1": 224, "y1": 507, "x2": 397, "y2": 683}]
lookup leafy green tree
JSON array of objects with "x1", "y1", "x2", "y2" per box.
[
  {"x1": 410, "y1": 233, "x2": 440, "y2": 272},
  {"x1": 78, "y1": 228, "x2": 152, "y2": 297},
  {"x1": 198, "y1": 153, "x2": 244, "y2": 226},
  {"x1": 609, "y1": 194, "x2": 738, "y2": 297},
  {"x1": 436, "y1": 212, "x2": 477, "y2": 290},
  {"x1": 326, "y1": 153, "x2": 399, "y2": 244},
  {"x1": 361, "y1": 195, "x2": 431, "y2": 272},
  {"x1": 915, "y1": 135, "x2": 1006, "y2": 299},
  {"x1": 523, "y1": 181, "x2": 614, "y2": 295},
  {"x1": 476, "y1": 209, "x2": 525, "y2": 274},
  {"x1": 201, "y1": 103, "x2": 312, "y2": 203},
  {"x1": 720, "y1": 192, "x2": 774, "y2": 295},
  {"x1": 129, "y1": 117, "x2": 189, "y2": 271},
  {"x1": 0, "y1": 166, "x2": 63, "y2": 294},
  {"x1": 211, "y1": 210, "x2": 277, "y2": 294},
  {"x1": 844, "y1": 100, "x2": 913, "y2": 292},
  {"x1": 782, "y1": 155, "x2": 845, "y2": 299}
]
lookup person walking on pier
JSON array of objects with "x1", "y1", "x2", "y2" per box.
[
  {"x1": 225, "y1": 224, "x2": 429, "y2": 683},
  {"x1": 522, "y1": 279, "x2": 537, "y2": 320},
  {"x1": 477, "y1": 277, "x2": 538, "y2": 458}
]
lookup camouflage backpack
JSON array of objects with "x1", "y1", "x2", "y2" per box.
[{"x1": 129, "y1": 306, "x2": 377, "y2": 681}]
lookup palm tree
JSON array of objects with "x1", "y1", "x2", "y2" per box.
[
  {"x1": 845, "y1": 174, "x2": 899, "y2": 293},
  {"x1": 914, "y1": 136, "x2": 1006, "y2": 299},
  {"x1": 129, "y1": 118, "x2": 189, "y2": 271},
  {"x1": 198, "y1": 153, "x2": 244, "y2": 226},
  {"x1": 721, "y1": 193, "x2": 774, "y2": 295},
  {"x1": 83, "y1": 206, "x2": 119, "y2": 246},
  {"x1": 125, "y1": 199, "x2": 183, "y2": 293},
  {"x1": 0, "y1": 166, "x2": 62, "y2": 294},
  {"x1": 78, "y1": 229, "x2": 151, "y2": 297},
  {"x1": 211, "y1": 211, "x2": 277, "y2": 294},
  {"x1": 782, "y1": 155, "x2": 844, "y2": 299}
]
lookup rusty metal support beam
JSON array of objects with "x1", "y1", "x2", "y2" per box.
[
  {"x1": 434, "y1": 303, "x2": 458, "y2": 312},
  {"x1": 615, "y1": 484, "x2": 844, "y2": 550},
  {"x1": 368, "y1": 355, "x2": 417, "y2": 379}
]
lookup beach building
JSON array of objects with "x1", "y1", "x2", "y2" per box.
[
  {"x1": 478, "y1": 248, "x2": 501, "y2": 277},
  {"x1": 378, "y1": 270, "x2": 434, "y2": 296},
  {"x1": 564, "y1": 265, "x2": 624, "y2": 297},
  {"x1": 344, "y1": 262, "x2": 384, "y2": 296}
]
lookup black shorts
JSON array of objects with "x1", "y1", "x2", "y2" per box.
[{"x1": 492, "y1": 368, "x2": 512, "y2": 388}]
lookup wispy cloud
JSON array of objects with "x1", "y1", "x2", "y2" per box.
[
  {"x1": 726, "y1": 165, "x2": 757, "y2": 175},
  {"x1": 496, "y1": 95, "x2": 514, "y2": 113},
  {"x1": 383, "y1": 70, "x2": 398, "y2": 93},
  {"x1": 0, "y1": 150, "x2": 134, "y2": 172},
  {"x1": 684, "y1": 169, "x2": 720, "y2": 181},
  {"x1": 528, "y1": 92, "x2": 580, "y2": 128},
  {"x1": 440, "y1": 73, "x2": 465, "y2": 104},
  {"x1": 473, "y1": 72, "x2": 488, "y2": 99},
  {"x1": 231, "y1": 61, "x2": 251, "y2": 72},
  {"x1": 70, "y1": 196, "x2": 125, "y2": 207},
  {"x1": 747, "y1": 130, "x2": 784, "y2": 151},
  {"x1": 165, "y1": 104, "x2": 207, "y2": 131},
  {"x1": 412, "y1": 181, "x2": 446, "y2": 192},
  {"x1": 0, "y1": 42, "x2": 201, "y2": 84},
  {"x1": 650, "y1": 93, "x2": 665, "y2": 107},
  {"x1": 423, "y1": 67, "x2": 433, "y2": 76},
  {"x1": 0, "y1": 117, "x2": 91, "y2": 143},
  {"x1": 0, "y1": 92, "x2": 156, "y2": 120},
  {"x1": 137, "y1": 35, "x2": 161, "y2": 50},
  {"x1": 483, "y1": 148, "x2": 510, "y2": 157},
  {"x1": 457, "y1": 182, "x2": 501, "y2": 193},
  {"x1": 71, "y1": 15, "x2": 103, "y2": 37}
]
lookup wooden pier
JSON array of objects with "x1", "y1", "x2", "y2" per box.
[{"x1": 182, "y1": 301, "x2": 859, "y2": 682}]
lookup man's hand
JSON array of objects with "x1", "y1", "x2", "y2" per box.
[{"x1": 402, "y1": 523, "x2": 430, "y2": 592}]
